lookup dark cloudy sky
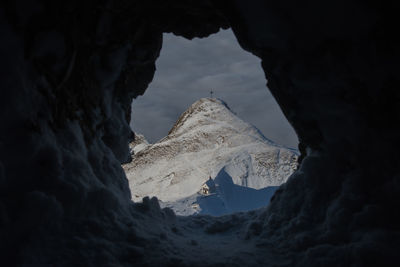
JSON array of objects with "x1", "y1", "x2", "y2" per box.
[{"x1": 130, "y1": 29, "x2": 298, "y2": 148}]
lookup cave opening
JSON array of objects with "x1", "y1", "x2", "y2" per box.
[
  {"x1": 2, "y1": 1, "x2": 398, "y2": 266},
  {"x1": 124, "y1": 29, "x2": 299, "y2": 216}
]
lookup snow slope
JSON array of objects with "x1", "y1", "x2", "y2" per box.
[
  {"x1": 128, "y1": 133, "x2": 150, "y2": 154},
  {"x1": 160, "y1": 168, "x2": 280, "y2": 216},
  {"x1": 124, "y1": 98, "x2": 298, "y2": 215}
]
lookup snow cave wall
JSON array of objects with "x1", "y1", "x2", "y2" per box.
[{"x1": 0, "y1": 0, "x2": 399, "y2": 266}]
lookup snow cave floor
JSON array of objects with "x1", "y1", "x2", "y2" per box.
[{"x1": 132, "y1": 197, "x2": 284, "y2": 266}]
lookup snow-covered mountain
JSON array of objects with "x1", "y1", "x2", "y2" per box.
[
  {"x1": 128, "y1": 133, "x2": 149, "y2": 155},
  {"x1": 123, "y1": 98, "x2": 298, "y2": 215}
]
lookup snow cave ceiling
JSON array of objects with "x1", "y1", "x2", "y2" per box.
[{"x1": 0, "y1": 0, "x2": 399, "y2": 266}]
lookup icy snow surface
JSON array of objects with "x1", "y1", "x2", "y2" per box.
[{"x1": 124, "y1": 98, "x2": 298, "y2": 215}]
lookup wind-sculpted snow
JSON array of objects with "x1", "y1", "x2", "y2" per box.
[{"x1": 124, "y1": 98, "x2": 298, "y2": 214}]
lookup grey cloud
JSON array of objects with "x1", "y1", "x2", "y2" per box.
[{"x1": 130, "y1": 29, "x2": 298, "y2": 148}]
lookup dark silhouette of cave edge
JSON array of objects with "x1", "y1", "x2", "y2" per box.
[{"x1": 0, "y1": 1, "x2": 399, "y2": 266}]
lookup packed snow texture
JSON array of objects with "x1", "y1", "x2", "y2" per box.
[
  {"x1": 125, "y1": 98, "x2": 298, "y2": 215},
  {"x1": 1, "y1": 1, "x2": 399, "y2": 266}
]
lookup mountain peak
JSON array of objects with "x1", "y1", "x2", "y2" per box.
[
  {"x1": 123, "y1": 98, "x2": 299, "y2": 214},
  {"x1": 166, "y1": 98, "x2": 269, "y2": 146},
  {"x1": 167, "y1": 98, "x2": 233, "y2": 136}
]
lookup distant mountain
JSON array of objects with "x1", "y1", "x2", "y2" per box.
[
  {"x1": 128, "y1": 133, "x2": 149, "y2": 155},
  {"x1": 123, "y1": 98, "x2": 298, "y2": 215}
]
